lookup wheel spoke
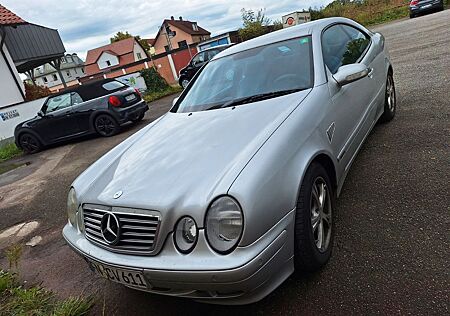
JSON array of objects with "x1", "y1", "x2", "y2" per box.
[
  {"x1": 319, "y1": 183, "x2": 326, "y2": 209},
  {"x1": 317, "y1": 221, "x2": 324, "y2": 249},
  {"x1": 311, "y1": 213, "x2": 320, "y2": 231}
]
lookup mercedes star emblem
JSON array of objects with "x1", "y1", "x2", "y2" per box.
[
  {"x1": 100, "y1": 212, "x2": 120, "y2": 245},
  {"x1": 113, "y1": 190, "x2": 123, "y2": 199}
]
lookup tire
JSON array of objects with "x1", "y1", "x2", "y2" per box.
[
  {"x1": 94, "y1": 114, "x2": 120, "y2": 137},
  {"x1": 379, "y1": 72, "x2": 396, "y2": 123},
  {"x1": 410, "y1": 13, "x2": 415, "y2": 18},
  {"x1": 179, "y1": 77, "x2": 190, "y2": 89},
  {"x1": 294, "y1": 162, "x2": 335, "y2": 272},
  {"x1": 131, "y1": 112, "x2": 145, "y2": 123},
  {"x1": 19, "y1": 133, "x2": 42, "y2": 154}
]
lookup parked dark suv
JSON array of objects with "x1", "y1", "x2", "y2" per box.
[
  {"x1": 178, "y1": 44, "x2": 232, "y2": 88},
  {"x1": 410, "y1": 0, "x2": 444, "y2": 18},
  {"x1": 15, "y1": 79, "x2": 148, "y2": 153}
]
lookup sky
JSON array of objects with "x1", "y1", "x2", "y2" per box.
[{"x1": 1, "y1": 0, "x2": 332, "y2": 60}]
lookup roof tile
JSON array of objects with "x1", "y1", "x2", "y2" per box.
[{"x1": 0, "y1": 5, "x2": 26, "y2": 26}]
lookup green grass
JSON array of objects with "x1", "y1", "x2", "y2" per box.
[
  {"x1": 0, "y1": 142, "x2": 22, "y2": 162},
  {"x1": 0, "y1": 270, "x2": 94, "y2": 316},
  {"x1": 143, "y1": 85, "x2": 182, "y2": 104}
]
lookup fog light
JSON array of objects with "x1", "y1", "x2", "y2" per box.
[{"x1": 174, "y1": 216, "x2": 198, "y2": 253}]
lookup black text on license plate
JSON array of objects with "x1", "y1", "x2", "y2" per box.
[
  {"x1": 125, "y1": 94, "x2": 136, "y2": 101},
  {"x1": 88, "y1": 260, "x2": 147, "y2": 289}
]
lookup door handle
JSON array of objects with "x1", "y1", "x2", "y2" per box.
[{"x1": 367, "y1": 68, "x2": 374, "y2": 78}]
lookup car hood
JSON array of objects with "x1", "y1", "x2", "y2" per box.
[{"x1": 77, "y1": 90, "x2": 311, "y2": 221}]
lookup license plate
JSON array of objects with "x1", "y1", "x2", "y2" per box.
[
  {"x1": 125, "y1": 94, "x2": 136, "y2": 101},
  {"x1": 87, "y1": 259, "x2": 148, "y2": 289}
]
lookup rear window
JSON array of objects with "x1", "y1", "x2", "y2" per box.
[{"x1": 102, "y1": 81, "x2": 125, "y2": 91}]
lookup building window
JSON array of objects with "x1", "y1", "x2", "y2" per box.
[
  {"x1": 52, "y1": 74, "x2": 58, "y2": 81},
  {"x1": 192, "y1": 23, "x2": 198, "y2": 31},
  {"x1": 178, "y1": 40, "x2": 188, "y2": 49},
  {"x1": 81, "y1": 68, "x2": 85, "y2": 73},
  {"x1": 74, "y1": 68, "x2": 78, "y2": 74},
  {"x1": 164, "y1": 45, "x2": 170, "y2": 52},
  {"x1": 61, "y1": 57, "x2": 66, "y2": 63},
  {"x1": 137, "y1": 52, "x2": 142, "y2": 60},
  {"x1": 106, "y1": 60, "x2": 111, "y2": 67},
  {"x1": 66, "y1": 70, "x2": 71, "y2": 77},
  {"x1": 43, "y1": 77, "x2": 48, "y2": 83}
]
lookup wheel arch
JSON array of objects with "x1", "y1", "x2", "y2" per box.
[{"x1": 16, "y1": 128, "x2": 45, "y2": 147}]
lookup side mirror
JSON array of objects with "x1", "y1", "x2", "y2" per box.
[
  {"x1": 333, "y1": 64, "x2": 370, "y2": 86},
  {"x1": 172, "y1": 97, "x2": 179, "y2": 107}
]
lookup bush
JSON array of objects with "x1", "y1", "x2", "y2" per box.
[
  {"x1": 143, "y1": 86, "x2": 182, "y2": 103},
  {"x1": 140, "y1": 68, "x2": 169, "y2": 93},
  {"x1": 24, "y1": 82, "x2": 51, "y2": 101}
]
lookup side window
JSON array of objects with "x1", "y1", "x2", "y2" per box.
[
  {"x1": 45, "y1": 93, "x2": 72, "y2": 113},
  {"x1": 207, "y1": 50, "x2": 220, "y2": 60},
  {"x1": 322, "y1": 24, "x2": 370, "y2": 74},
  {"x1": 71, "y1": 92, "x2": 84, "y2": 105},
  {"x1": 191, "y1": 52, "x2": 206, "y2": 66}
]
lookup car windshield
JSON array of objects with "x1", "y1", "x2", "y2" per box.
[{"x1": 172, "y1": 36, "x2": 313, "y2": 113}]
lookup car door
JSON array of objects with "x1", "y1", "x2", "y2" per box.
[
  {"x1": 37, "y1": 92, "x2": 80, "y2": 142},
  {"x1": 322, "y1": 24, "x2": 376, "y2": 170}
]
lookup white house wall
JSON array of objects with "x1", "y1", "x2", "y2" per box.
[
  {"x1": 36, "y1": 66, "x2": 84, "y2": 88},
  {"x1": 0, "y1": 35, "x2": 25, "y2": 108},
  {"x1": 0, "y1": 98, "x2": 45, "y2": 142},
  {"x1": 133, "y1": 42, "x2": 146, "y2": 61},
  {"x1": 97, "y1": 52, "x2": 119, "y2": 70}
]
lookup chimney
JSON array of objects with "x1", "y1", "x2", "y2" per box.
[
  {"x1": 179, "y1": 16, "x2": 183, "y2": 21},
  {"x1": 171, "y1": 16, "x2": 174, "y2": 20}
]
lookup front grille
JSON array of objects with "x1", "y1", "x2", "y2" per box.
[{"x1": 83, "y1": 205, "x2": 161, "y2": 255}]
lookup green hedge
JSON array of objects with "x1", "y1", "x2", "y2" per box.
[{"x1": 140, "y1": 68, "x2": 169, "y2": 93}]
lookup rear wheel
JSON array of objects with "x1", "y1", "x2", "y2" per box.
[
  {"x1": 379, "y1": 72, "x2": 396, "y2": 123},
  {"x1": 94, "y1": 114, "x2": 119, "y2": 137},
  {"x1": 19, "y1": 133, "x2": 42, "y2": 154},
  {"x1": 180, "y1": 77, "x2": 190, "y2": 89},
  {"x1": 294, "y1": 162, "x2": 335, "y2": 272}
]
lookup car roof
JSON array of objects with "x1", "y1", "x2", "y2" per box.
[
  {"x1": 214, "y1": 17, "x2": 364, "y2": 59},
  {"x1": 49, "y1": 78, "x2": 121, "y2": 97},
  {"x1": 200, "y1": 43, "x2": 233, "y2": 52}
]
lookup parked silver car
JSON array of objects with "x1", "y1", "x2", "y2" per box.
[{"x1": 63, "y1": 17, "x2": 396, "y2": 305}]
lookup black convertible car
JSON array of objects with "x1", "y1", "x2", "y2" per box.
[{"x1": 15, "y1": 79, "x2": 148, "y2": 153}]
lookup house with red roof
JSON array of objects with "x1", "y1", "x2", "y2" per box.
[
  {"x1": 153, "y1": 16, "x2": 211, "y2": 55},
  {"x1": 84, "y1": 37, "x2": 149, "y2": 77}
]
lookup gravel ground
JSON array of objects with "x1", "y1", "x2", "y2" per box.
[{"x1": 0, "y1": 10, "x2": 449, "y2": 316}]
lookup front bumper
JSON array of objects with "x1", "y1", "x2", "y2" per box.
[{"x1": 62, "y1": 209, "x2": 295, "y2": 304}]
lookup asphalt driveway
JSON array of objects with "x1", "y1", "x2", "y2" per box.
[{"x1": 0, "y1": 10, "x2": 449, "y2": 315}]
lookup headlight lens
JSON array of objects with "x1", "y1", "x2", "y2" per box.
[
  {"x1": 205, "y1": 196, "x2": 243, "y2": 254},
  {"x1": 174, "y1": 216, "x2": 198, "y2": 253},
  {"x1": 67, "y1": 188, "x2": 78, "y2": 227}
]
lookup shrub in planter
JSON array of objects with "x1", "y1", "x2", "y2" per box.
[{"x1": 140, "y1": 68, "x2": 169, "y2": 93}]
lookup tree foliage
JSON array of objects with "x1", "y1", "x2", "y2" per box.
[
  {"x1": 24, "y1": 82, "x2": 51, "y2": 101},
  {"x1": 110, "y1": 31, "x2": 151, "y2": 52},
  {"x1": 239, "y1": 8, "x2": 272, "y2": 41}
]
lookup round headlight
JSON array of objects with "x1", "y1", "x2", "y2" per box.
[
  {"x1": 174, "y1": 216, "x2": 198, "y2": 253},
  {"x1": 67, "y1": 188, "x2": 78, "y2": 227},
  {"x1": 205, "y1": 196, "x2": 243, "y2": 254}
]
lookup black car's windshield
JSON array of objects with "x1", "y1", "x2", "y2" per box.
[{"x1": 172, "y1": 36, "x2": 313, "y2": 113}]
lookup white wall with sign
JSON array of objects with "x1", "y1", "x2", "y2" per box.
[
  {"x1": 115, "y1": 72, "x2": 147, "y2": 92},
  {"x1": 282, "y1": 12, "x2": 312, "y2": 28},
  {"x1": 0, "y1": 98, "x2": 45, "y2": 144}
]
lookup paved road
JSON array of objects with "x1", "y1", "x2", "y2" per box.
[{"x1": 1, "y1": 10, "x2": 449, "y2": 315}]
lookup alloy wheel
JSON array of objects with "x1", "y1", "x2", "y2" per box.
[
  {"x1": 310, "y1": 177, "x2": 332, "y2": 252},
  {"x1": 20, "y1": 134, "x2": 39, "y2": 153},
  {"x1": 387, "y1": 75, "x2": 396, "y2": 113},
  {"x1": 96, "y1": 116, "x2": 116, "y2": 136}
]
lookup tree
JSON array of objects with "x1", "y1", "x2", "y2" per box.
[
  {"x1": 110, "y1": 31, "x2": 151, "y2": 53},
  {"x1": 239, "y1": 8, "x2": 272, "y2": 41}
]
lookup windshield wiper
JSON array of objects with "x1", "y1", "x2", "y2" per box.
[{"x1": 206, "y1": 88, "x2": 305, "y2": 111}]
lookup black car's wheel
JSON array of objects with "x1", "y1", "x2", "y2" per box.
[
  {"x1": 19, "y1": 133, "x2": 42, "y2": 154},
  {"x1": 294, "y1": 162, "x2": 335, "y2": 272},
  {"x1": 410, "y1": 13, "x2": 415, "y2": 18},
  {"x1": 379, "y1": 72, "x2": 396, "y2": 123},
  {"x1": 131, "y1": 112, "x2": 145, "y2": 123},
  {"x1": 94, "y1": 114, "x2": 119, "y2": 137},
  {"x1": 179, "y1": 77, "x2": 190, "y2": 89}
]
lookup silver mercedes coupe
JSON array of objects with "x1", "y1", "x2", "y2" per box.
[{"x1": 63, "y1": 17, "x2": 396, "y2": 305}]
